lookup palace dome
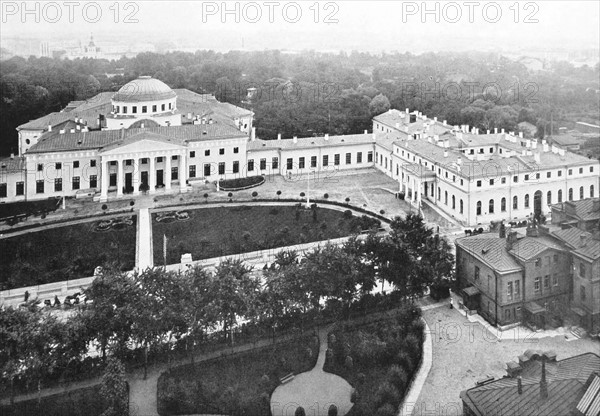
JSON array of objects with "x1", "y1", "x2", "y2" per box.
[{"x1": 112, "y1": 76, "x2": 176, "y2": 103}]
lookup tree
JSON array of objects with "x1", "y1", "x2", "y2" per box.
[
  {"x1": 369, "y1": 93, "x2": 391, "y2": 116},
  {"x1": 276, "y1": 190, "x2": 282, "y2": 199},
  {"x1": 100, "y1": 357, "x2": 128, "y2": 416}
]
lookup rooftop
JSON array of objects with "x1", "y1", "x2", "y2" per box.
[
  {"x1": 455, "y1": 233, "x2": 523, "y2": 273},
  {"x1": 112, "y1": 76, "x2": 177, "y2": 103},
  {"x1": 551, "y1": 227, "x2": 600, "y2": 261},
  {"x1": 247, "y1": 133, "x2": 374, "y2": 151}
]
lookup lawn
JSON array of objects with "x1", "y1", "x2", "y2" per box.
[
  {"x1": 153, "y1": 205, "x2": 380, "y2": 265},
  {"x1": 157, "y1": 334, "x2": 320, "y2": 416},
  {"x1": 323, "y1": 305, "x2": 425, "y2": 416},
  {"x1": 0, "y1": 216, "x2": 137, "y2": 290}
]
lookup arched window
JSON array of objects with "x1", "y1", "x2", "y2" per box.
[
  {"x1": 513, "y1": 196, "x2": 518, "y2": 209},
  {"x1": 476, "y1": 201, "x2": 482, "y2": 215},
  {"x1": 489, "y1": 199, "x2": 494, "y2": 214},
  {"x1": 452, "y1": 195, "x2": 456, "y2": 209},
  {"x1": 591, "y1": 185, "x2": 595, "y2": 198},
  {"x1": 501, "y1": 197, "x2": 506, "y2": 212},
  {"x1": 558, "y1": 189, "x2": 563, "y2": 203},
  {"x1": 580, "y1": 186, "x2": 584, "y2": 200},
  {"x1": 569, "y1": 188, "x2": 573, "y2": 201},
  {"x1": 547, "y1": 191, "x2": 552, "y2": 205},
  {"x1": 460, "y1": 199, "x2": 464, "y2": 214},
  {"x1": 524, "y1": 194, "x2": 530, "y2": 208},
  {"x1": 445, "y1": 191, "x2": 448, "y2": 205},
  {"x1": 438, "y1": 187, "x2": 441, "y2": 200}
]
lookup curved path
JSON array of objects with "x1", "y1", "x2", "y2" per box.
[{"x1": 270, "y1": 325, "x2": 353, "y2": 416}]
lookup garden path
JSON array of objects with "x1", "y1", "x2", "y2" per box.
[
  {"x1": 136, "y1": 208, "x2": 153, "y2": 270},
  {"x1": 270, "y1": 325, "x2": 354, "y2": 416}
]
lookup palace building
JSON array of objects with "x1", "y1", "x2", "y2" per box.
[{"x1": 1, "y1": 78, "x2": 599, "y2": 227}]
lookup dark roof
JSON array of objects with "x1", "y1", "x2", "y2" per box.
[
  {"x1": 28, "y1": 123, "x2": 247, "y2": 154},
  {"x1": 461, "y1": 353, "x2": 600, "y2": 416},
  {"x1": 551, "y1": 228, "x2": 600, "y2": 261},
  {"x1": 455, "y1": 234, "x2": 522, "y2": 273},
  {"x1": 112, "y1": 76, "x2": 177, "y2": 102},
  {"x1": 509, "y1": 236, "x2": 566, "y2": 261},
  {"x1": 0, "y1": 156, "x2": 26, "y2": 172},
  {"x1": 552, "y1": 199, "x2": 600, "y2": 222}
]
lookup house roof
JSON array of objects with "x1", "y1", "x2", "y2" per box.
[
  {"x1": 247, "y1": 133, "x2": 374, "y2": 151},
  {"x1": 455, "y1": 234, "x2": 522, "y2": 273},
  {"x1": 552, "y1": 199, "x2": 600, "y2": 222},
  {"x1": 509, "y1": 236, "x2": 566, "y2": 261},
  {"x1": 0, "y1": 156, "x2": 26, "y2": 172},
  {"x1": 461, "y1": 353, "x2": 600, "y2": 416},
  {"x1": 551, "y1": 228, "x2": 600, "y2": 261}
]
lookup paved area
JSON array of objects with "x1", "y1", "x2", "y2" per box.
[
  {"x1": 270, "y1": 325, "x2": 353, "y2": 416},
  {"x1": 410, "y1": 303, "x2": 599, "y2": 416},
  {"x1": 136, "y1": 208, "x2": 153, "y2": 270}
]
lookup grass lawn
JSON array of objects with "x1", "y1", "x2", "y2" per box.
[
  {"x1": 0, "y1": 216, "x2": 137, "y2": 290},
  {"x1": 153, "y1": 205, "x2": 380, "y2": 265},
  {"x1": 157, "y1": 333, "x2": 319, "y2": 416},
  {"x1": 324, "y1": 305, "x2": 425, "y2": 416}
]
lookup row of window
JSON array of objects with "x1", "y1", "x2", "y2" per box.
[
  {"x1": 113, "y1": 102, "x2": 173, "y2": 114},
  {"x1": 533, "y1": 274, "x2": 559, "y2": 293},
  {"x1": 36, "y1": 154, "x2": 193, "y2": 172}
]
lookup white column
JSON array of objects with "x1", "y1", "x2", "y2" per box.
[
  {"x1": 165, "y1": 154, "x2": 172, "y2": 191},
  {"x1": 416, "y1": 178, "x2": 422, "y2": 206},
  {"x1": 179, "y1": 151, "x2": 187, "y2": 193},
  {"x1": 149, "y1": 156, "x2": 156, "y2": 194},
  {"x1": 132, "y1": 158, "x2": 140, "y2": 195},
  {"x1": 100, "y1": 159, "x2": 109, "y2": 201},
  {"x1": 117, "y1": 158, "x2": 124, "y2": 197}
]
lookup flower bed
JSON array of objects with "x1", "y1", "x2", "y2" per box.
[
  {"x1": 157, "y1": 333, "x2": 319, "y2": 416},
  {"x1": 323, "y1": 304, "x2": 424, "y2": 416},
  {"x1": 218, "y1": 176, "x2": 265, "y2": 191}
]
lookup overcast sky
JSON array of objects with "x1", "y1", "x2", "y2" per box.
[{"x1": 2, "y1": 1, "x2": 599, "y2": 53}]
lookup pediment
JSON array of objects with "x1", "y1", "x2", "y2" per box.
[{"x1": 100, "y1": 133, "x2": 186, "y2": 155}]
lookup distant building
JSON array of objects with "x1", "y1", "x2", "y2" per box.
[
  {"x1": 577, "y1": 122, "x2": 600, "y2": 135},
  {"x1": 547, "y1": 133, "x2": 583, "y2": 152},
  {"x1": 460, "y1": 351, "x2": 600, "y2": 416},
  {"x1": 517, "y1": 56, "x2": 545, "y2": 72}
]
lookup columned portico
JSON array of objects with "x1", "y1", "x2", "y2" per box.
[
  {"x1": 148, "y1": 156, "x2": 156, "y2": 194},
  {"x1": 165, "y1": 155, "x2": 172, "y2": 191},
  {"x1": 179, "y1": 151, "x2": 187, "y2": 193},
  {"x1": 117, "y1": 158, "x2": 124, "y2": 197}
]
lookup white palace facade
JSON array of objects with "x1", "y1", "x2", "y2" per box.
[{"x1": 1, "y1": 76, "x2": 599, "y2": 227}]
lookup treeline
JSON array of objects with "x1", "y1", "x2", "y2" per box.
[{"x1": 1, "y1": 49, "x2": 598, "y2": 155}]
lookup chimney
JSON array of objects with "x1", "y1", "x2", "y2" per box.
[
  {"x1": 10, "y1": 153, "x2": 14, "y2": 159},
  {"x1": 443, "y1": 120, "x2": 447, "y2": 125},
  {"x1": 532, "y1": 139, "x2": 538, "y2": 149},
  {"x1": 507, "y1": 231, "x2": 518, "y2": 251},
  {"x1": 456, "y1": 132, "x2": 463, "y2": 140},
  {"x1": 434, "y1": 117, "x2": 437, "y2": 122},
  {"x1": 251, "y1": 127, "x2": 256, "y2": 141},
  {"x1": 457, "y1": 156, "x2": 462, "y2": 165},
  {"x1": 48, "y1": 124, "x2": 52, "y2": 132},
  {"x1": 324, "y1": 134, "x2": 329, "y2": 141},
  {"x1": 487, "y1": 129, "x2": 490, "y2": 134},
  {"x1": 526, "y1": 139, "x2": 531, "y2": 148},
  {"x1": 364, "y1": 130, "x2": 368, "y2": 134},
  {"x1": 405, "y1": 108, "x2": 409, "y2": 115},
  {"x1": 501, "y1": 128, "x2": 505, "y2": 134},
  {"x1": 494, "y1": 127, "x2": 498, "y2": 134},
  {"x1": 558, "y1": 148, "x2": 565, "y2": 157},
  {"x1": 534, "y1": 152, "x2": 541, "y2": 163},
  {"x1": 443, "y1": 150, "x2": 448, "y2": 158},
  {"x1": 59, "y1": 129, "x2": 65, "y2": 134},
  {"x1": 141, "y1": 123, "x2": 145, "y2": 129},
  {"x1": 395, "y1": 122, "x2": 400, "y2": 129},
  {"x1": 519, "y1": 132, "x2": 524, "y2": 139},
  {"x1": 76, "y1": 125, "x2": 81, "y2": 131},
  {"x1": 517, "y1": 376, "x2": 523, "y2": 395},
  {"x1": 277, "y1": 133, "x2": 281, "y2": 140},
  {"x1": 187, "y1": 112, "x2": 192, "y2": 119},
  {"x1": 444, "y1": 140, "x2": 450, "y2": 148},
  {"x1": 293, "y1": 136, "x2": 298, "y2": 144},
  {"x1": 540, "y1": 356, "x2": 548, "y2": 399},
  {"x1": 70, "y1": 129, "x2": 75, "y2": 133}
]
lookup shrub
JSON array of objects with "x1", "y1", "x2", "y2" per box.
[
  {"x1": 252, "y1": 191, "x2": 258, "y2": 199},
  {"x1": 300, "y1": 192, "x2": 305, "y2": 197},
  {"x1": 101, "y1": 204, "x2": 107, "y2": 211},
  {"x1": 375, "y1": 382, "x2": 401, "y2": 408},
  {"x1": 395, "y1": 351, "x2": 413, "y2": 373},
  {"x1": 328, "y1": 404, "x2": 338, "y2": 416},
  {"x1": 324, "y1": 193, "x2": 329, "y2": 199},
  {"x1": 351, "y1": 389, "x2": 359, "y2": 403},
  {"x1": 376, "y1": 403, "x2": 397, "y2": 416},
  {"x1": 269, "y1": 207, "x2": 279, "y2": 215},
  {"x1": 345, "y1": 355, "x2": 354, "y2": 369},
  {"x1": 345, "y1": 197, "x2": 350, "y2": 204},
  {"x1": 129, "y1": 201, "x2": 135, "y2": 206},
  {"x1": 343, "y1": 209, "x2": 353, "y2": 219},
  {"x1": 228, "y1": 192, "x2": 233, "y2": 198},
  {"x1": 380, "y1": 210, "x2": 385, "y2": 215},
  {"x1": 387, "y1": 364, "x2": 408, "y2": 392},
  {"x1": 404, "y1": 334, "x2": 422, "y2": 362},
  {"x1": 295, "y1": 406, "x2": 306, "y2": 416},
  {"x1": 430, "y1": 279, "x2": 452, "y2": 300},
  {"x1": 277, "y1": 190, "x2": 282, "y2": 198}
]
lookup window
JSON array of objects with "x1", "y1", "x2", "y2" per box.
[
  {"x1": 581, "y1": 286, "x2": 586, "y2": 301},
  {"x1": 477, "y1": 180, "x2": 482, "y2": 187},
  {"x1": 505, "y1": 309, "x2": 511, "y2": 320},
  {"x1": 260, "y1": 159, "x2": 266, "y2": 170},
  {"x1": 534, "y1": 277, "x2": 540, "y2": 292},
  {"x1": 438, "y1": 187, "x2": 441, "y2": 200},
  {"x1": 357, "y1": 152, "x2": 363, "y2": 163},
  {"x1": 591, "y1": 166, "x2": 595, "y2": 173},
  {"x1": 513, "y1": 175, "x2": 518, "y2": 183},
  {"x1": 558, "y1": 170, "x2": 562, "y2": 177},
  {"x1": 234, "y1": 147, "x2": 239, "y2": 154},
  {"x1": 142, "y1": 106, "x2": 147, "y2": 113},
  {"x1": 311, "y1": 156, "x2": 317, "y2": 168},
  {"x1": 535, "y1": 258, "x2": 541, "y2": 267},
  {"x1": 367, "y1": 151, "x2": 373, "y2": 162},
  {"x1": 169, "y1": 103, "x2": 172, "y2": 110},
  {"x1": 54, "y1": 178, "x2": 62, "y2": 192},
  {"x1": 580, "y1": 186, "x2": 584, "y2": 199},
  {"x1": 547, "y1": 172, "x2": 551, "y2": 178},
  {"x1": 544, "y1": 275, "x2": 550, "y2": 289},
  {"x1": 299, "y1": 157, "x2": 305, "y2": 169},
  {"x1": 0, "y1": 183, "x2": 6, "y2": 198},
  {"x1": 72, "y1": 176, "x2": 80, "y2": 190},
  {"x1": 218, "y1": 162, "x2": 225, "y2": 175},
  {"x1": 89, "y1": 175, "x2": 97, "y2": 188},
  {"x1": 141, "y1": 158, "x2": 148, "y2": 164},
  {"x1": 580, "y1": 263, "x2": 586, "y2": 278},
  {"x1": 476, "y1": 201, "x2": 482, "y2": 215},
  {"x1": 461, "y1": 179, "x2": 464, "y2": 186},
  {"x1": 507, "y1": 282, "x2": 513, "y2": 301},
  {"x1": 452, "y1": 195, "x2": 456, "y2": 209},
  {"x1": 346, "y1": 153, "x2": 351, "y2": 164},
  {"x1": 569, "y1": 188, "x2": 573, "y2": 201},
  {"x1": 123, "y1": 106, "x2": 127, "y2": 114},
  {"x1": 36, "y1": 180, "x2": 44, "y2": 193},
  {"x1": 323, "y1": 155, "x2": 329, "y2": 166},
  {"x1": 272, "y1": 157, "x2": 278, "y2": 169},
  {"x1": 579, "y1": 167, "x2": 583, "y2": 174},
  {"x1": 152, "y1": 105, "x2": 157, "y2": 112},
  {"x1": 513, "y1": 196, "x2": 518, "y2": 209},
  {"x1": 547, "y1": 191, "x2": 552, "y2": 205},
  {"x1": 233, "y1": 161, "x2": 239, "y2": 174},
  {"x1": 334, "y1": 154, "x2": 340, "y2": 165},
  {"x1": 474, "y1": 266, "x2": 480, "y2": 282},
  {"x1": 568, "y1": 169, "x2": 573, "y2": 175},
  {"x1": 219, "y1": 148, "x2": 225, "y2": 155},
  {"x1": 248, "y1": 159, "x2": 254, "y2": 172},
  {"x1": 172, "y1": 167, "x2": 178, "y2": 180},
  {"x1": 552, "y1": 274, "x2": 558, "y2": 286},
  {"x1": 37, "y1": 163, "x2": 43, "y2": 172},
  {"x1": 489, "y1": 147, "x2": 494, "y2": 153},
  {"x1": 490, "y1": 179, "x2": 494, "y2": 186},
  {"x1": 489, "y1": 199, "x2": 494, "y2": 214},
  {"x1": 109, "y1": 173, "x2": 116, "y2": 187},
  {"x1": 156, "y1": 157, "x2": 163, "y2": 163},
  {"x1": 132, "y1": 106, "x2": 137, "y2": 114},
  {"x1": 460, "y1": 199, "x2": 464, "y2": 214},
  {"x1": 286, "y1": 158, "x2": 293, "y2": 170},
  {"x1": 190, "y1": 151, "x2": 195, "y2": 158},
  {"x1": 558, "y1": 189, "x2": 563, "y2": 203},
  {"x1": 161, "y1": 104, "x2": 165, "y2": 111},
  {"x1": 73, "y1": 160, "x2": 80, "y2": 168},
  {"x1": 16, "y1": 182, "x2": 24, "y2": 196},
  {"x1": 55, "y1": 162, "x2": 62, "y2": 170},
  {"x1": 525, "y1": 194, "x2": 530, "y2": 208},
  {"x1": 525, "y1": 174, "x2": 529, "y2": 181},
  {"x1": 514, "y1": 280, "x2": 520, "y2": 299},
  {"x1": 189, "y1": 165, "x2": 196, "y2": 178},
  {"x1": 205, "y1": 149, "x2": 210, "y2": 156},
  {"x1": 591, "y1": 185, "x2": 595, "y2": 198},
  {"x1": 204, "y1": 164, "x2": 211, "y2": 176},
  {"x1": 445, "y1": 191, "x2": 448, "y2": 205},
  {"x1": 501, "y1": 197, "x2": 506, "y2": 212}
]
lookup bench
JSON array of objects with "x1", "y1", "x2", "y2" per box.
[{"x1": 280, "y1": 373, "x2": 295, "y2": 384}]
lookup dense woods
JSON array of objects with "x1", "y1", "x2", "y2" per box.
[{"x1": 1, "y1": 50, "x2": 598, "y2": 155}]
